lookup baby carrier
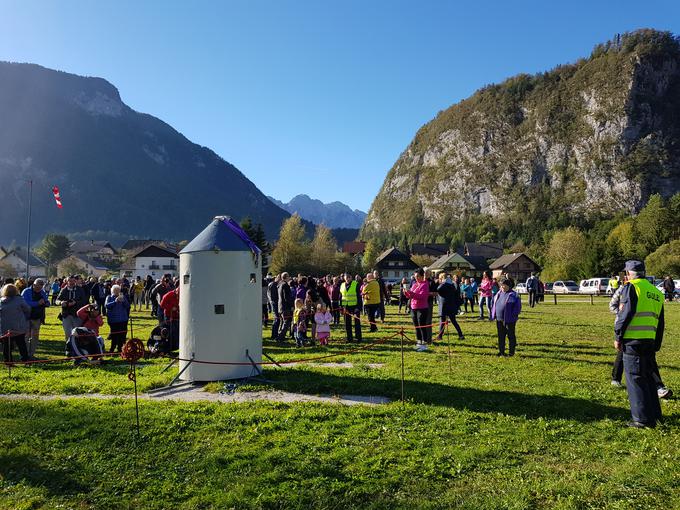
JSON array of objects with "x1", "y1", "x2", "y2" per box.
[{"x1": 66, "y1": 327, "x2": 105, "y2": 365}]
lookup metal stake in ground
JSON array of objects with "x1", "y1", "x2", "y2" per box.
[
  {"x1": 399, "y1": 327, "x2": 405, "y2": 404},
  {"x1": 446, "y1": 321, "x2": 452, "y2": 374},
  {"x1": 121, "y1": 338, "x2": 145, "y2": 437}
]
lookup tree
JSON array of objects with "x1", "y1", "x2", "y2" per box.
[
  {"x1": 241, "y1": 217, "x2": 270, "y2": 276},
  {"x1": 645, "y1": 239, "x2": 680, "y2": 277},
  {"x1": 60, "y1": 259, "x2": 85, "y2": 278},
  {"x1": 270, "y1": 214, "x2": 309, "y2": 275},
  {"x1": 634, "y1": 194, "x2": 671, "y2": 254},
  {"x1": 34, "y1": 234, "x2": 71, "y2": 277},
  {"x1": 310, "y1": 225, "x2": 338, "y2": 274},
  {"x1": 362, "y1": 240, "x2": 382, "y2": 273},
  {"x1": 542, "y1": 227, "x2": 589, "y2": 281},
  {"x1": 607, "y1": 220, "x2": 642, "y2": 260}
]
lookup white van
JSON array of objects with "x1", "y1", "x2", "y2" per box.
[{"x1": 579, "y1": 277, "x2": 609, "y2": 294}]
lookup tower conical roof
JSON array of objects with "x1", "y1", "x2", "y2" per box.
[{"x1": 180, "y1": 216, "x2": 262, "y2": 254}]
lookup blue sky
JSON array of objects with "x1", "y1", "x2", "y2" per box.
[{"x1": 1, "y1": 1, "x2": 679, "y2": 211}]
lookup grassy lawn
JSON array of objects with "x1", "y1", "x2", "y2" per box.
[{"x1": 1, "y1": 299, "x2": 679, "y2": 508}]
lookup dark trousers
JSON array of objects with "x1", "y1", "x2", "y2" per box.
[
  {"x1": 331, "y1": 301, "x2": 340, "y2": 325},
  {"x1": 623, "y1": 346, "x2": 662, "y2": 425},
  {"x1": 108, "y1": 321, "x2": 128, "y2": 352},
  {"x1": 424, "y1": 306, "x2": 433, "y2": 343},
  {"x1": 277, "y1": 310, "x2": 292, "y2": 341},
  {"x1": 2, "y1": 334, "x2": 29, "y2": 362},
  {"x1": 378, "y1": 301, "x2": 386, "y2": 321},
  {"x1": 479, "y1": 296, "x2": 490, "y2": 319},
  {"x1": 496, "y1": 321, "x2": 517, "y2": 355},
  {"x1": 96, "y1": 298, "x2": 106, "y2": 316},
  {"x1": 613, "y1": 349, "x2": 665, "y2": 388},
  {"x1": 464, "y1": 297, "x2": 474, "y2": 313},
  {"x1": 528, "y1": 290, "x2": 537, "y2": 307},
  {"x1": 438, "y1": 312, "x2": 464, "y2": 339},
  {"x1": 365, "y1": 304, "x2": 379, "y2": 332},
  {"x1": 344, "y1": 305, "x2": 362, "y2": 341},
  {"x1": 411, "y1": 308, "x2": 429, "y2": 343},
  {"x1": 270, "y1": 311, "x2": 281, "y2": 339}
]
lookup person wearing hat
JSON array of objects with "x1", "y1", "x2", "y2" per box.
[
  {"x1": 491, "y1": 277, "x2": 522, "y2": 356},
  {"x1": 614, "y1": 260, "x2": 665, "y2": 428}
]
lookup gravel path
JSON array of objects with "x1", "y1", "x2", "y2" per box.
[{"x1": 0, "y1": 386, "x2": 391, "y2": 406}]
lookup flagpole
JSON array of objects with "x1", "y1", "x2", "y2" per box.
[{"x1": 25, "y1": 179, "x2": 33, "y2": 281}]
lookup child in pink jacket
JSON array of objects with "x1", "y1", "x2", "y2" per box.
[{"x1": 314, "y1": 303, "x2": 332, "y2": 346}]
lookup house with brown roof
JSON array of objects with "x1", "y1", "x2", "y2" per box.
[
  {"x1": 70, "y1": 240, "x2": 118, "y2": 262},
  {"x1": 459, "y1": 242, "x2": 504, "y2": 260},
  {"x1": 429, "y1": 252, "x2": 485, "y2": 277},
  {"x1": 374, "y1": 248, "x2": 419, "y2": 282},
  {"x1": 121, "y1": 244, "x2": 179, "y2": 279},
  {"x1": 410, "y1": 243, "x2": 449, "y2": 257},
  {"x1": 489, "y1": 253, "x2": 541, "y2": 283}
]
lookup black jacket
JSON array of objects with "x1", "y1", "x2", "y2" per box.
[
  {"x1": 57, "y1": 286, "x2": 87, "y2": 317},
  {"x1": 278, "y1": 281, "x2": 293, "y2": 313},
  {"x1": 437, "y1": 281, "x2": 462, "y2": 315}
]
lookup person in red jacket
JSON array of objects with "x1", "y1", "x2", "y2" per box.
[
  {"x1": 160, "y1": 288, "x2": 180, "y2": 347},
  {"x1": 76, "y1": 304, "x2": 104, "y2": 335},
  {"x1": 160, "y1": 288, "x2": 179, "y2": 321}
]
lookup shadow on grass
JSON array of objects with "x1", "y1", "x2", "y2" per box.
[
  {"x1": 0, "y1": 451, "x2": 86, "y2": 497},
  {"x1": 264, "y1": 368, "x2": 628, "y2": 423}
]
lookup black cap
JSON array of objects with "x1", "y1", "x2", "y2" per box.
[{"x1": 624, "y1": 260, "x2": 645, "y2": 272}]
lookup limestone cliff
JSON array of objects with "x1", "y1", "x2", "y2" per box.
[{"x1": 363, "y1": 30, "x2": 680, "y2": 238}]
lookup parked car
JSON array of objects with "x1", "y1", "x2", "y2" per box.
[
  {"x1": 553, "y1": 280, "x2": 579, "y2": 293},
  {"x1": 579, "y1": 277, "x2": 609, "y2": 294},
  {"x1": 543, "y1": 282, "x2": 554, "y2": 293},
  {"x1": 515, "y1": 283, "x2": 527, "y2": 294},
  {"x1": 656, "y1": 279, "x2": 680, "y2": 298}
]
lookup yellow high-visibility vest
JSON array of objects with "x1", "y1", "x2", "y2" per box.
[
  {"x1": 610, "y1": 278, "x2": 619, "y2": 290},
  {"x1": 340, "y1": 281, "x2": 358, "y2": 307},
  {"x1": 622, "y1": 279, "x2": 663, "y2": 342}
]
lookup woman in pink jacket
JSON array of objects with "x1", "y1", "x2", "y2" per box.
[
  {"x1": 479, "y1": 271, "x2": 494, "y2": 321},
  {"x1": 404, "y1": 269, "x2": 434, "y2": 352}
]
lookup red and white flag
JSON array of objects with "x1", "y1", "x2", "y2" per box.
[{"x1": 52, "y1": 186, "x2": 63, "y2": 209}]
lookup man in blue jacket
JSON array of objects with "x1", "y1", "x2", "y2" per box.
[
  {"x1": 21, "y1": 278, "x2": 49, "y2": 359},
  {"x1": 614, "y1": 260, "x2": 665, "y2": 428}
]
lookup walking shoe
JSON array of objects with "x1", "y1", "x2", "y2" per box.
[
  {"x1": 611, "y1": 380, "x2": 622, "y2": 388},
  {"x1": 627, "y1": 421, "x2": 654, "y2": 429},
  {"x1": 658, "y1": 387, "x2": 673, "y2": 399},
  {"x1": 458, "y1": 336, "x2": 465, "y2": 341}
]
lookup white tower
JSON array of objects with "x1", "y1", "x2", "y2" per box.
[{"x1": 178, "y1": 216, "x2": 262, "y2": 381}]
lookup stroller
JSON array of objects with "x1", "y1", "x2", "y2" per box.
[{"x1": 66, "y1": 327, "x2": 105, "y2": 365}]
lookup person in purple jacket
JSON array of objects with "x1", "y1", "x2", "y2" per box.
[{"x1": 491, "y1": 277, "x2": 522, "y2": 357}]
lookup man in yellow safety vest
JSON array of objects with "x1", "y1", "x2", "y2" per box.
[
  {"x1": 340, "y1": 273, "x2": 362, "y2": 342},
  {"x1": 614, "y1": 260, "x2": 665, "y2": 428}
]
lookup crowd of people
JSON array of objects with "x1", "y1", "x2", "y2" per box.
[
  {"x1": 0, "y1": 273, "x2": 181, "y2": 363},
  {"x1": 263, "y1": 268, "x2": 522, "y2": 355},
  {"x1": 0, "y1": 261, "x2": 672, "y2": 429}
]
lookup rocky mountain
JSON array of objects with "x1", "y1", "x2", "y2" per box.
[
  {"x1": 363, "y1": 30, "x2": 680, "y2": 241},
  {"x1": 0, "y1": 62, "x2": 292, "y2": 245},
  {"x1": 268, "y1": 194, "x2": 367, "y2": 229}
]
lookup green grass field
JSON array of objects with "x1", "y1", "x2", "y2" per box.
[{"x1": 1, "y1": 299, "x2": 679, "y2": 509}]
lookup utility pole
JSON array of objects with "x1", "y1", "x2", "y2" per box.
[{"x1": 25, "y1": 179, "x2": 33, "y2": 281}]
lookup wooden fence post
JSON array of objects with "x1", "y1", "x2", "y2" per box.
[{"x1": 553, "y1": 293, "x2": 557, "y2": 305}]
